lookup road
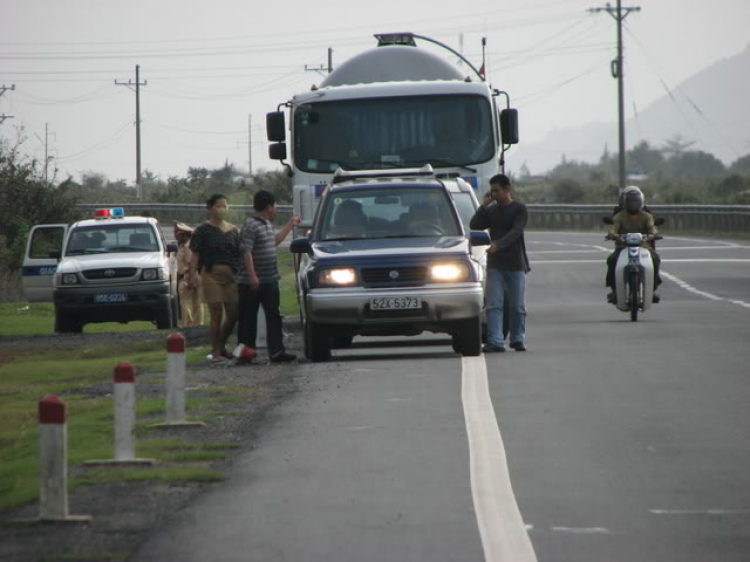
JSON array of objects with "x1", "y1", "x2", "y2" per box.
[{"x1": 134, "y1": 232, "x2": 750, "y2": 562}]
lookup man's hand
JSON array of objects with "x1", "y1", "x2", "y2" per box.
[
  {"x1": 290, "y1": 215, "x2": 301, "y2": 227},
  {"x1": 482, "y1": 193, "x2": 493, "y2": 207},
  {"x1": 486, "y1": 242, "x2": 498, "y2": 254},
  {"x1": 249, "y1": 273, "x2": 260, "y2": 291}
]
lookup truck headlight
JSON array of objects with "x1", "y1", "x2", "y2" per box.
[
  {"x1": 430, "y1": 263, "x2": 470, "y2": 282},
  {"x1": 141, "y1": 268, "x2": 165, "y2": 281},
  {"x1": 61, "y1": 273, "x2": 79, "y2": 285},
  {"x1": 318, "y1": 268, "x2": 356, "y2": 286}
]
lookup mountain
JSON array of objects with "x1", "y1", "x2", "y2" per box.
[{"x1": 513, "y1": 44, "x2": 750, "y2": 175}]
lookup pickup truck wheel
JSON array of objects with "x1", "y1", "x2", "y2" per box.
[
  {"x1": 331, "y1": 336, "x2": 353, "y2": 349},
  {"x1": 55, "y1": 310, "x2": 82, "y2": 334},
  {"x1": 155, "y1": 303, "x2": 173, "y2": 330},
  {"x1": 305, "y1": 320, "x2": 331, "y2": 362},
  {"x1": 456, "y1": 316, "x2": 482, "y2": 357}
]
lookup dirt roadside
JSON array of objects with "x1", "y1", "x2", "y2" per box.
[{"x1": 0, "y1": 324, "x2": 310, "y2": 562}]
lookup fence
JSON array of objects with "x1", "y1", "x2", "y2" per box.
[{"x1": 76, "y1": 203, "x2": 750, "y2": 234}]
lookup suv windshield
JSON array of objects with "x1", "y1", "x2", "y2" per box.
[
  {"x1": 65, "y1": 224, "x2": 159, "y2": 255},
  {"x1": 316, "y1": 186, "x2": 462, "y2": 241},
  {"x1": 294, "y1": 94, "x2": 494, "y2": 173}
]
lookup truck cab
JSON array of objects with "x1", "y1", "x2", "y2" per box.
[{"x1": 21, "y1": 207, "x2": 179, "y2": 333}]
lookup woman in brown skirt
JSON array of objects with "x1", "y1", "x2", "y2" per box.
[{"x1": 187, "y1": 194, "x2": 241, "y2": 363}]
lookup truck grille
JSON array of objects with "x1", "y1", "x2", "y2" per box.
[
  {"x1": 361, "y1": 266, "x2": 427, "y2": 284},
  {"x1": 83, "y1": 268, "x2": 137, "y2": 280}
]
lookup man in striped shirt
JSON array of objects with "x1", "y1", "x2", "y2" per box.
[{"x1": 237, "y1": 190, "x2": 300, "y2": 363}]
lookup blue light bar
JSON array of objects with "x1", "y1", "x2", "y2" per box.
[{"x1": 110, "y1": 207, "x2": 125, "y2": 217}]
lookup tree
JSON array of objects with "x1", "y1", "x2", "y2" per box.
[
  {"x1": 729, "y1": 154, "x2": 750, "y2": 176},
  {"x1": 628, "y1": 141, "x2": 664, "y2": 175},
  {"x1": 662, "y1": 150, "x2": 725, "y2": 179}
]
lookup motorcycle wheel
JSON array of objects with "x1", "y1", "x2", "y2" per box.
[{"x1": 629, "y1": 271, "x2": 639, "y2": 322}]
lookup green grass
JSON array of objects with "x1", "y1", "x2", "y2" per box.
[
  {"x1": 0, "y1": 340, "x2": 246, "y2": 511},
  {"x1": 1, "y1": 253, "x2": 299, "y2": 336}
]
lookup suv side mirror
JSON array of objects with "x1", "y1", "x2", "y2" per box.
[
  {"x1": 500, "y1": 109, "x2": 519, "y2": 145},
  {"x1": 266, "y1": 111, "x2": 286, "y2": 142},
  {"x1": 269, "y1": 142, "x2": 287, "y2": 161},
  {"x1": 469, "y1": 231, "x2": 491, "y2": 246},
  {"x1": 290, "y1": 237, "x2": 312, "y2": 254}
]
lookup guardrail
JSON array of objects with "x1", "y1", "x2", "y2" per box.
[{"x1": 76, "y1": 203, "x2": 750, "y2": 233}]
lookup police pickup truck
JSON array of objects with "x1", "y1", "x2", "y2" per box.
[
  {"x1": 22, "y1": 207, "x2": 179, "y2": 333},
  {"x1": 290, "y1": 167, "x2": 490, "y2": 361}
]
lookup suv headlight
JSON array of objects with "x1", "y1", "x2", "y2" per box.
[
  {"x1": 318, "y1": 268, "x2": 356, "y2": 286},
  {"x1": 60, "y1": 273, "x2": 79, "y2": 285},
  {"x1": 141, "y1": 268, "x2": 166, "y2": 281},
  {"x1": 430, "y1": 263, "x2": 470, "y2": 282}
]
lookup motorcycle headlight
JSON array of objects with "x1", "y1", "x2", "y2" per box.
[
  {"x1": 430, "y1": 263, "x2": 470, "y2": 282},
  {"x1": 318, "y1": 268, "x2": 356, "y2": 286},
  {"x1": 141, "y1": 268, "x2": 165, "y2": 281},
  {"x1": 61, "y1": 273, "x2": 79, "y2": 285}
]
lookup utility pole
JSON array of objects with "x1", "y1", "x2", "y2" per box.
[
  {"x1": 305, "y1": 48, "x2": 334, "y2": 76},
  {"x1": 248, "y1": 114, "x2": 253, "y2": 175},
  {"x1": 115, "y1": 65, "x2": 147, "y2": 200},
  {"x1": 0, "y1": 84, "x2": 15, "y2": 125},
  {"x1": 588, "y1": 0, "x2": 640, "y2": 190}
]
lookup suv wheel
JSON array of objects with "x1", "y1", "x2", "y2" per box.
[
  {"x1": 305, "y1": 320, "x2": 331, "y2": 362},
  {"x1": 155, "y1": 302, "x2": 174, "y2": 330},
  {"x1": 454, "y1": 316, "x2": 482, "y2": 357}
]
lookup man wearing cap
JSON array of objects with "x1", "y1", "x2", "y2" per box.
[{"x1": 174, "y1": 221, "x2": 204, "y2": 328}]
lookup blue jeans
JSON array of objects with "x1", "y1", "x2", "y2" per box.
[{"x1": 485, "y1": 269, "x2": 526, "y2": 348}]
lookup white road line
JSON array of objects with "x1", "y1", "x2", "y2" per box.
[
  {"x1": 661, "y1": 271, "x2": 750, "y2": 309},
  {"x1": 531, "y1": 259, "x2": 750, "y2": 264},
  {"x1": 551, "y1": 527, "x2": 613, "y2": 534},
  {"x1": 462, "y1": 356, "x2": 537, "y2": 562},
  {"x1": 649, "y1": 509, "x2": 750, "y2": 515}
]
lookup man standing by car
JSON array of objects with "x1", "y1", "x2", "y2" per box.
[
  {"x1": 470, "y1": 174, "x2": 530, "y2": 353},
  {"x1": 237, "y1": 190, "x2": 300, "y2": 363}
]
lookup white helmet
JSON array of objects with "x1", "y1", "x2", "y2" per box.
[{"x1": 622, "y1": 185, "x2": 645, "y2": 213}]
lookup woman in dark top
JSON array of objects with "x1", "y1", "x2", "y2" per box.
[{"x1": 188, "y1": 194, "x2": 241, "y2": 363}]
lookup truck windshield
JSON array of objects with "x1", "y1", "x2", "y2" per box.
[
  {"x1": 65, "y1": 224, "x2": 159, "y2": 255},
  {"x1": 294, "y1": 94, "x2": 494, "y2": 173},
  {"x1": 316, "y1": 186, "x2": 462, "y2": 241}
]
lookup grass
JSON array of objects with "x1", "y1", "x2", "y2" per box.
[
  {"x1": 1, "y1": 251, "x2": 300, "y2": 336},
  {"x1": 0, "y1": 340, "x2": 247, "y2": 511}
]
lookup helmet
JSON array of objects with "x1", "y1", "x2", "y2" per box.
[{"x1": 623, "y1": 185, "x2": 644, "y2": 214}]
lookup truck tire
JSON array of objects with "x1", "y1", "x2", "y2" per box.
[
  {"x1": 455, "y1": 316, "x2": 482, "y2": 357},
  {"x1": 305, "y1": 320, "x2": 331, "y2": 362},
  {"x1": 55, "y1": 309, "x2": 82, "y2": 334},
  {"x1": 155, "y1": 303, "x2": 173, "y2": 330}
]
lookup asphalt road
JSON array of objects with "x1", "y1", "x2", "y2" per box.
[{"x1": 134, "y1": 232, "x2": 750, "y2": 562}]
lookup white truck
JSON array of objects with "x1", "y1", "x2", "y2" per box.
[{"x1": 265, "y1": 32, "x2": 519, "y2": 225}]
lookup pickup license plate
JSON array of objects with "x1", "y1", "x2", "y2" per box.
[
  {"x1": 94, "y1": 293, "x2": 128, "y2": 303},
  {"x1": 369, "y1": 297, "x2": 422, "y2": 310}
]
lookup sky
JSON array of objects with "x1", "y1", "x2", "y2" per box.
[{"x1": 1, "y1": 0, "x2": 749, "y2": 185}]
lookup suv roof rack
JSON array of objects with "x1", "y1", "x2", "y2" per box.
[{"x1": 331, "y1": 164, "x2": 435, "y2": 185}]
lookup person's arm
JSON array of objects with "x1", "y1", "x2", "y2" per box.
[
  {"x1": 244, "y1": 251, "x2": 259, "y2": 290},
  {"x1": 493, "y1": 205, "x2": 528, "y2": 251},
  {"x1": 469, "y1": 204, "x2": 490, "y2": 231},
  {"x1": 241, "y1": 223, "x2": 260, "y2": 290},
  {"x1": 645, "y1": 212, "x2": 656, "y2": 235},
  {"x1": 275, "y1": 215, "x2": 301, "y2": 246}
]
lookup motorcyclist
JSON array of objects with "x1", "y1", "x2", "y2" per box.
[{"x1": 605, "y1": 186, "x2": 662, "y2": 303}]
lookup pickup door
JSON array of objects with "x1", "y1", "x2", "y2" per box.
[{"x1": 21, "y1": 225, "x2": 68, "y2": 302}]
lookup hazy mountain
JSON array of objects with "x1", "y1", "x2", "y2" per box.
[{"x1": 513, "y1": 44, "x2": 750, "y2": 175}]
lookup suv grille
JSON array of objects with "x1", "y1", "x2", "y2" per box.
[
  {"x1": 83, "y1": 268, "x2": 137, "y2": 280},
  {"x1": 361, "y1": 266, "x2": 427, "y2": 284}
]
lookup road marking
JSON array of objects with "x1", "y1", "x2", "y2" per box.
[
  {"x1": 462, "y1": 356, "x2": 537, "y2": 562},
  {"x1": 649, "y1": 509, "x2": 750, "y2": 515},
  {"x1": 551, "y1": 526, "x2": 613, "y2": 534},
  {"x1": 660, "y1": 271, "x2": 724, "y2": 301},
  {"x1": 531, "y1": 259, "x2": 750, "y2": 264}
]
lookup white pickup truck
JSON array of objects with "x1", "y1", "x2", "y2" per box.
[{"x1": 22, "y1": 207, "x2": 179, "y2": 333}]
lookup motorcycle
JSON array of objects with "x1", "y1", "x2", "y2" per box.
[{"x1": 603, "y1": 217, "x2": 663, "y2": 322}]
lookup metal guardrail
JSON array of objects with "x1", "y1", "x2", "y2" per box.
[{"x1": 76, "y1": 203, "x2": 750, "y2": 233}]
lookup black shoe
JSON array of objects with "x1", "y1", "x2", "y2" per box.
[
  {"x1": 510, "y1": 341, "x2": 527, "y2": 352},
  {"x1": 482, "y1": 343, "x2": 506, "y2": 353},
  {"x1": 652, "y1": 293, "x2": 661, "y2": 303},
  {"x1": 607, "y1": 291, "x2": 616, "y2": 304},
  {"x1": 270, "y1": 351, "x2": 296, "y2": 363}
]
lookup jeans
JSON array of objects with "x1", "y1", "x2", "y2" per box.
[
  {"x1": 237, "y1": 281, "x2": 284, "y2": 357},
  {"x1": 485, "y1": 269, "x2": 526, "y2": 348}
]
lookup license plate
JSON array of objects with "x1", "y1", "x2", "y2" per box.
[
  {"x1": 369, "y1": 297, "x2": 422, "y2": 310},
  {"x1": 94, "y1": 293, "x2": 128, "y2": 303}
]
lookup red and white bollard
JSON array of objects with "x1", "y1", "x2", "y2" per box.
[
  {"x1": 153, "y1": 333, "x2": 204, "y2": 428},
  {"x1": 86, "y1": 362, "x2": 153, "y2": 466},
  {"x1": 37, "y1": 395, "x2": 90, "y2": 521}
]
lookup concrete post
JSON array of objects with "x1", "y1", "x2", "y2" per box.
[{"x1": 152, "y1": 333, "x2": 204, "y2": 428}]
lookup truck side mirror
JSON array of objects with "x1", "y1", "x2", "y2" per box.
[
  {"x1": 469, "y1": 231, "x2": 491, "y2": 247},
  {"x1": 266, "y1": 112, "x2": 286, "y2": 142},
  {"x1": 269, "y1": 142, "x2": 287, "y2": 161},
  {"x1": 500, "y1": 109, "x2": 519, "y2": 145},
  {"x1": 290, "y1": 237, "x2": 312, "y2": 254}
]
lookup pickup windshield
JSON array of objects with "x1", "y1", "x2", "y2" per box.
[
  {"x1": 316, "y1": 186, "x2": 462, "y2": 241},
  {"x1": 294, "y1": 94, "x2": 494, "y2": 173},
  {"x1": 65, "y1": 224, "x2": 159, "y2": 255}
]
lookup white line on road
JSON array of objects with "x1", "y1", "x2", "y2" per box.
[
  {"x1": 462, "y1": 356, "x2": 537, "y2": 562},
  {"x1": 531, "y1": 259, "x2": 750, "y2": 264},
  {"x1": 661, "y1": 271, "x2": 750, "y2": 309},
  {"x1": 648, "y1": 509, "x2": 750, "y2": 515},
  {"x1": 551, "y1": 526, "x2": 613, "y2": 534}
]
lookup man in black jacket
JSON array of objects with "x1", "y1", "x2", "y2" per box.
[{"x1": 470, "y1": 174, "x2": 530, "y2": 353}]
